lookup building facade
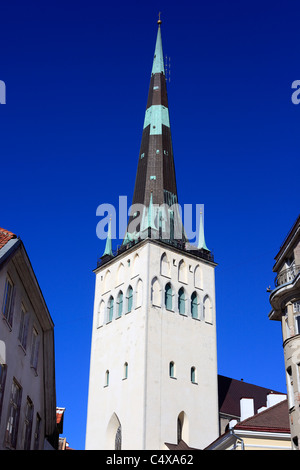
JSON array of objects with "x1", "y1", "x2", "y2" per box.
[
  {"x1": 206, "y1": 399, "x2": 291, "y2": 450},
  {"x1": 85, "y1": 20, "x2": 219, "y2": 450},
  {"x1": 0, "y1": 228, "x2": 58, "y2": 450},
  {"x1": 269, "y1": 215, "x2": 300, "y2": 450}
]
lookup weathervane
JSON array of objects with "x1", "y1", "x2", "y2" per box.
[{"x1": 158, "y1": 12, "x2": 162, "y2": 25}]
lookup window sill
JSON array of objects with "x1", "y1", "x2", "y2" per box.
[
  {"x1": 18, "y1": 343, "x2": 27, "y2": 355},
  {"x1": 169, "y1": 376, "x2": 177, "y2": 380},
  {"x1": 30, "y1": 366, "x2": 38, "y2": 377},
  {"x1": 2, "y1": 315, "x2": 12, "y2": 332}
]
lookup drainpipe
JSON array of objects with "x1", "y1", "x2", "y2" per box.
[{"x1": 229, "y1": 429, "x2": 245, "y2": 450}]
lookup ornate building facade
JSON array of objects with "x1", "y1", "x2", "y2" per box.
[{"x1": 269, "y1": 214, "x2": 300, "y2": 449}]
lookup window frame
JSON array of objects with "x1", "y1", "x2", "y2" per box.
[
  {"x1": 5, "y1": 379, "x2": 22, "y2": 449},
  {"x1": 165, "y1": 283, "x2": 173, "y2": 311},
  {"x1": 2, "y1": 276, "x2": 15, "y2": 327},
  {"x1": 178, "y1": 287, "x2": 186, "y2": 315}
]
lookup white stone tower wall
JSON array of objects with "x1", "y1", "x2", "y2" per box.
[{"x1": 85, "y1": 239, "x2": 219, "y2": 450}]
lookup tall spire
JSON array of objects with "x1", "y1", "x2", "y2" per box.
[{"x1": 128, "y1": 18, "x2": 180, "y2": 239}]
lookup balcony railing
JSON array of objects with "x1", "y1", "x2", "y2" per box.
[{"x1": 275, "y1": 265, "x2": 300, "y2": 287}]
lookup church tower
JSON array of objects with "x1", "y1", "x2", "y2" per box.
[{"x1": 85, "y1": 19, "x2": 219, "y2": 450}]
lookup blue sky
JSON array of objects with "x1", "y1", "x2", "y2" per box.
[{"x1": 1, "y1": 0, "x2": 299, "y2": 449}]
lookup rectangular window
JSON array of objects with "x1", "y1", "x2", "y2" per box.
[
  {"x1": 2, "y1": 276, "x2": 15, "y2": 327},
  {"x1": 18, "y1": 304, "x2": 29, "y2": 350},
  {"x1": 295, "y1": 315, "x2": 300, "y2": 335},
  {"x1": 293, "y1": 302, "x2": 300, "y2": 313},
  {"x1": 5, "y1": 379, "x2": 22, "y2": 448},
  {"x1": 0, "y1": 364, "x2": 7, "y2": 420},
  {"x1": 23, "y1": 397, "x2": 34, "y2": 450},
  {"x1": 30, "y1": 327, "x2": 40, "y2": 371},
  {"x1": 33, "y1": 413, "x2": 41, "y2": 450},
  {"x1": 286, "y1": 367, "x2": 295, "y2": 410}
]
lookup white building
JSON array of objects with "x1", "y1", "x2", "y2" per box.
[
  {"x1": 85, "y1": 19, "x2": 219, "y2": 450},
  {"x1": 0, "y1": 227, "x2": 57, "y2": 450}
]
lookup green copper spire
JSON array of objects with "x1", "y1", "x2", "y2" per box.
[
  {"x1": 102, "y1": 218, "x2": 113, "y2": 257},
  {"x1": 151, "y1": 18, "x2": 165, "y2": 76},
  {"x1": 198, "y1": 210, "x2": 210, "y2": 252}
]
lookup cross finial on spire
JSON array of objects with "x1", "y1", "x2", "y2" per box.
[{"x1": 158, "y1": 12, "x2": 162, "y2": 25}]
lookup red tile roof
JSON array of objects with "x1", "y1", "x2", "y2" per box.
[
  {"x1": 56, "y1": 407, "x2": 65, "y2": 425},
  {"x1": 0, "y1": 227, "x2": 17, "y2": 250},
  {"x1": 235, "y1": 399, "x2": 290, "y2": 433}
]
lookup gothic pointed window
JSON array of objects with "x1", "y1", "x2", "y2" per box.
[
  {"x1": 191, "y1": 292, "x2": 198, "y2": 319},
  {"x1": 126, "y1": 286, "x2": 133, "y2": 313},
  {"x1": 135, "y1": 279, "x2": 143, "y2": 308},
  {"x1": 169, "y1": 361, "x2": 175, "y2": 378},
  {"x1": 105, "y1": 370, "x2": 109, "y2": 387},
  {"x1": 191, "y1": 366, "x2": 196, "y2": 384},
  {"x1": 165, "y1": 283, "x2": 173, "y2": 310},
  {"x1": 115, "y1": 424, "x2": 122, "y2": 450},
  {"x1": 108, "y1": 296, "x2": 114, "y2": 322},
  {"x1": 178, "y1": 260, "x2": 187, "y2": 283},
  {"x1": 161, "y1": 253, "x2": 170, "y2": 277},
  {"x1": 151, "y1": 277, "x2": 161, "y2": 307},
  {"x1": 203, "y1": 295, "x2": 212, "y2": 323},
  {"x1": 178, "y1": 287, "x2": 185, "y2": 314},
  {"x1": 117, "y1": 291, "x2": 123, "y2": 318},
  {"x1": 123, "y1": 362, "x2": 128, "y2": 379}
]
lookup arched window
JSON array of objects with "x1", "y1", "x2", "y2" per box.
[
  {"x1": 191, "y1": 292, "x2": 198, "y2": 319},
  {"x1": 178, "y1": 287, "x2": 185, "y2": 315},
  {"x1": 117, "y1": 291, "x2": 123, "y2": 318},
  {"x1": 105, "y1": 370, "x2": 109, "y2": 387},
  {"x1": 108, "y1": 296, "x2": 114, "y2": 322},
  {"x1": 115, "y1": 424, "x2": 122, "y2": 450},
  {"x1": 103, "y1": 270, "x2": 111, "y2": 292},
  {"x1": 117, "y1": 263, "x2": 125, "y2": 285},
  {"x1": 126, "y1": 286, "x2": 133, "y2": 313},
  {"x1": 123, "y1": 362, "x2": 128, "y2": 379},
  {"x1": 169, "y1": 361, "x2": 175, "y2": 378},
  {"x1": 194, "y1": 265, "x2": 203, "y2": 289},
  {"x1": 151, "y1": 277, "x2": 161, "y2": 307},
  {"x1": 177, "y1": 411, "x2": 189, "y2": 443},
  {"x1": 161, "y1": 253, "x2": 170, "y2": 277},
  {"x1": 97, "y1": 300, "x2": 105, "y2": 327},
  {"x1": 178, "y1": 260, "x2": 187, "y2": 283},
  {"x1": 177, "y1": 417, "x2": 182, "y2": 443},
  {"x1": 191, "y1": 366, "x2": 196, "y2": 383},
  {"x1": 106, "y1": 413, "x2": 121, "y2": 450},
  {"x1": 135, "y1": 279, "x2": 143, "y2": 308},
  {"x1": 133, "y1": 254, "x2": 140, "y2": 277},
  {"x1": 203, "y1": 295, "x2": 213, "y2": 324},
  {"x1": 165, "y1": 283, "x2": 173, "y2": 310}
]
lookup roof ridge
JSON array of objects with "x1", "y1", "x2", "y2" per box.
[{"x1": 237, "y1": 398, "x2": 288, "y2": 427}]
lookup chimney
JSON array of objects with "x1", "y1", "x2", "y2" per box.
[
  {"x1": 266, "y1": 393, "x2": 287, "y2": 408},
  {"x1": 240, "y1": 398, "x2": 254, "y2": 421}
]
